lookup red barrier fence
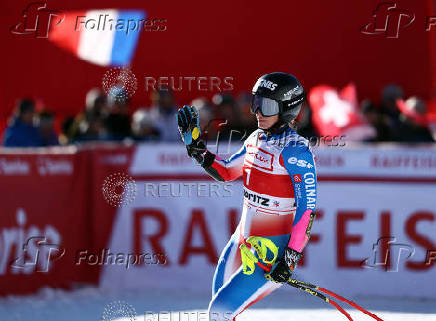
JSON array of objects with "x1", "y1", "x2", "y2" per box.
[{"x1": 1, "y1": 143, "x2": 436, "y2": 297}]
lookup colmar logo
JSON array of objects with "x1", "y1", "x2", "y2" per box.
[
  {"x1": 293, "y1": 174, "x2": 302, "y2": 182},
  {"x1": 303, "y1": 172, "x2": 316, "y2": 210},
  {"x1": 361, "y1": 2, "x2": 415, "y2": 38}
]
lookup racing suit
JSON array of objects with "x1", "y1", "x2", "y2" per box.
[{"x1": 200, "y1": 125, "x2": 317, "y2": 321}]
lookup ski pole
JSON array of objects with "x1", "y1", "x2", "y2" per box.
[
  {"x1": 284, "y1": 275, "x2": 353, "y2": 321},
  {"x1": 286, "y1": 278, "x2": 383, "y2": 321},
  {"x1": 239, "y1": 236, "x2": 383, "y2": 321},
  {"x1": 260, "y1": 262, "x2": 383, "y2": 321}
]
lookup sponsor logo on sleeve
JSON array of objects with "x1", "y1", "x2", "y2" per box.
[
  {"x1": 303, "y1": 172, "x2": 316, "y2": 209},
  {"x1": 288, "y1": 157, "x2": 314, "y2": 169}
]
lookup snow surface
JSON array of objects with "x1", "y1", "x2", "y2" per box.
[{"x1": 0, "y1": 286, "x2": 435, "y2": 321}]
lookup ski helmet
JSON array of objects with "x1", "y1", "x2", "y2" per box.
[{"x1": 251, "y1": 72, "x2": 306, "y2": 123}]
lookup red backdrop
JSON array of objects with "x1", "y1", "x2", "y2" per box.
[{"x1": 1, "y1": 0, "x2": 436, "y2": 128}]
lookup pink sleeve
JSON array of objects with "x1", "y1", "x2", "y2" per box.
[{"x1": 288, "y1": 209, "x2": 313, "y2": 252}]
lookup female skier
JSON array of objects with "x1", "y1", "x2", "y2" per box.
[{"x1": 176, "y1": 72, "x2": 317, "y2": 321}]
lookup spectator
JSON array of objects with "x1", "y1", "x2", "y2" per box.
[
  {"x1": 149, "y1": 89, "x2": 180, "y2": 142},
  {"x1": 379, "y1": 84, "x2": 404, "y2": 140},
  {"x1": 190, "y1": 97, "x2": 217, "y2": 141},
  {"x1": 396, "y1": 97, "x2": 434, "y2": 142},
  {"x1": 295, "y1": 102, "x2": 319, "y2": 140},
  {"x1": 131, "y1": 109, "x2": 160, "y2": 141},
  {"x1": 103, "y1": 86, "x2": 131, "y2": 141},
  {"x1": 212, "y1": 93, "x2": 247, "y2": 142},
  {"x1": 85, "y1": 87, "x2": 107, "y2": 116},
  {"x1": 362, "y1": 100, "x2": 395, "y2": 142},
  {"x1": 3, "y1": 99, "x2": 43, "y2": 147},
  {"x1": 63, "y1": 88, "x2": 107, "y2": 143},
  {"x1": 59, "y1": 115, "x2": 74, "y2": 145},
  {"x1": 38, "y1": 110, "x2": 59, "y2": 146}
]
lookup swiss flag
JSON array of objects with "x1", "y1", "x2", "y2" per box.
[{"x1": 309, "y1": 83, "x2": 375, "y2": 140}]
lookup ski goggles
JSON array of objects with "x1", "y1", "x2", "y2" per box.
[{"x1": 250, "y1": 95, "x2": 281, "y2": 117}]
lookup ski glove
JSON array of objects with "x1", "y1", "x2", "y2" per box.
[
  {"x1": 266, "y1": 247, "x2": 301, "y2": 283},
  {"x1": 176, "y1": 105, "x2": 201, "y2": 146},
  {"x1": 176, "y1": 105, "x2": 210, "y2": 164}
]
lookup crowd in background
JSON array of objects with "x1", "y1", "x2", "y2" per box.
[{"x1": 2, "y1": 84, "x2": 435, "y2": 148}]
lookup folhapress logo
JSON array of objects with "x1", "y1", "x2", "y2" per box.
[
  {"x1": 10, "y1": 2, "x2": 64, "y2": 38},
  {"x1": 361, "y1": 2, "x2": 415, "y2": 38},
  {"x1": 2, "y1": 208, "x2": 64, "y2": 274},
  {"x1": 361, "y1": 236, "x2": 415, "y2": 272}
]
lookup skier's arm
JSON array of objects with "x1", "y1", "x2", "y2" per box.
[
  {"x1": 281, "y1": 144, "x2": 317, "y2": 255},
  {"x1": 266, "y1": 143, "x2": 317, "y2": 283},
  {"x1": 177, "y1": 105, "x2": 244, "y2": 182},
  {"x1": 200, "y1": 145, "x2": 245, "y2": 182}
]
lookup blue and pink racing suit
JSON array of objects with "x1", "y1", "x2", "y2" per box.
[{"x1": 199, "y1": 125, "x2": 317, "y2": 321}]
